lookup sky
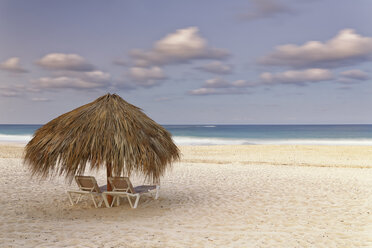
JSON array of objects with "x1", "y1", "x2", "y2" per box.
[{"x1": 1, "y1": 0, "x2": 372, "y2": 124}]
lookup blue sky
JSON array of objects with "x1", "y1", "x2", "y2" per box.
[{"x1": 1, "y1": 0, "x2": 372, "y2": 124}]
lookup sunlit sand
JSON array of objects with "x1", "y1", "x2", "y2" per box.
[{"x1": 1, "y1": 144, "x2": 371, "y2": 247}]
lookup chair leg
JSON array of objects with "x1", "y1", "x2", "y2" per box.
[
  {"x1": 76, "y1": 194, "x2": 82, "y2": 204},
  {"x1": 155, "y1": 185, "x2": 160, "y2": 200},
  {"x1": 91, "y1": 194, "x2": 98, "y2": 208},
  {"x1": 102, "y1": 194, "x2": 110, "y2": 208},
  {"x1": 67, "y1": 192, "x2": 74, "y2": 206},
  {"x1": 133, "y1": 194, "x2": 140, "y2": 209},
  {"x1": 127, "y1": 195, "x2": 134, "y2": 208},
  {"x1": 110, "y1": 196, "x2": 116, "y2": 207},
  {"x1": 98, "y1": 197, "x2": 104, "y2": 207}
]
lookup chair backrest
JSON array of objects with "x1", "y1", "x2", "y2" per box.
[
  {"x1": 75, "y1": 176, "x2": 101, "y2": 193},
  {"x1": 108, "y1": 177, "x2": 135, "y2": 193}
]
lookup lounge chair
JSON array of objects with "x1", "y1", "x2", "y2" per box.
[
  {"x1": 102, "y1": 177, "x2": 160, "y2": 209},
  {"x1": 67, "y1": 176, "x2": 107, "y2": 208}
]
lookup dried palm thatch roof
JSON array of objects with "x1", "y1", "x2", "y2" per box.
[{"x1": 24, "y1": 93, "x2": 180, "y2": 183}]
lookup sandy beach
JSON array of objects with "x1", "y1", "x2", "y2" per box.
[{"x1": 0, "y1": 144, "x2": 371, "y2": 247}]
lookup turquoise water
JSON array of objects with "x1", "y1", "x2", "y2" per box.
[{"x1": 1, "y1": 124, "x2": 372, "y2": 145}]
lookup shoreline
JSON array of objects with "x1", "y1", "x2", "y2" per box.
[
  {"x1": 180, "y1": 144, "x2": 372, "y2": 168},
  {"x1": 2, "y1": 143, "x2": 372, "y2": 168}
]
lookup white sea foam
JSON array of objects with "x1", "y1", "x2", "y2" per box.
[
  {"x1": 173, "y1": 136, "x2": 249, "y2": 146},
  {"x1": 2, "y1": 133, "x2": 372, "y2": 146},
  {"x1": 173, "y1": 136, "x2": 372, "y2": 146},
  {"x1": 0, "y1": 134, "x2": 33, "y2": 143}
]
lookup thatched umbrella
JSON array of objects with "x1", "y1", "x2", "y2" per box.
[{"x1": 24, "y1": 93, "x2": 179, "y2": 204}]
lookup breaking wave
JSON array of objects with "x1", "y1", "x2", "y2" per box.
[
  {"x1": 0, "y1": 134, "x2": 33, "y2": 143},
  {"x1": 2, "y1": 133, "x2": 372, "y2": 146},
  {"x1": 173, "y1": 136, "x2": 372, "y2": 146}
]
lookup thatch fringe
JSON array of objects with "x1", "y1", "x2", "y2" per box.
[{"x1": 24, "y1": 93, "x2": 180, "y2": 183}]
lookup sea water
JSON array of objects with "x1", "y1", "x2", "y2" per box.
[{"x1": 1, "y1": 124, "x2": 372, "y2": 146}]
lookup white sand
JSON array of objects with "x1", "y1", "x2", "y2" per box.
[{"x1": 0, "y1": 145, "x2": 371, "y2": 247}]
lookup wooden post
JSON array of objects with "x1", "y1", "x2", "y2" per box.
[{"x1": 106, "y1": 163, "x2": 113, "y2": 206}]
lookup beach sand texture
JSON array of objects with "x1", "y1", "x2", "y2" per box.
[{"x1": 0, "y1": 145, "x2": 371, "y2": 247}]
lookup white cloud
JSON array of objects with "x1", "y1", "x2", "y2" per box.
[
  {"x1": 231, "y1": 80, "x2": 256, "y2": 87},
  {"x1": 0, "y1": 85, "x2": 32, "y2": 97},
  {"x1": 36, "y1": 53, "x2": 95, "y2": 71},
  {"x1": 203, "y1": 78, "x2": 257, "y2": 89},
  {"x1": 190, "y1": 68, "x2": 334, "y2": 96},
  {"x1": 189, "y1": 78, "x2": 255, "y2": 96},
  {"x1": 130, "y1": 27, "x2": 229, "y2": 66},
  {"x1": 51, "y1": 70, "x2": 111, "y2": 84},
  {"x1": 340, "y1": 69, "x2": 369, "y2": 80},
  {"x1": 189, "y1": 88, "x2": 218, "y2": 96},
  {"x1": 196, "y1": 61, "x2": 232, "y2": 74},
  {"x1": 260, "y1": 68, "x2": 333, "y2": 85},
  {"x1": 0, "y1": 57, "x2": 28, "y2": 73},
  {"x1": 32, "y1": 76, "x2": 108, "y2": 89},
  {"x1": 0, "y1": 87, "x2": 21, "y2": 97},
  {"x1": 189, "y1": 87, "x2": 247, "y2": 96},
  {"x1": 239, "y1": 0, "x2": 293, "y2": 21},
  {"x1": 154, "y1": 96, "x2": 181, "y2": 102},
  {"x1": 128, "y1": 66, "x2": 167, "y2": 87},
  {"x1": 259, "y1": 29, "x2": 372, "y2": 68},
  {"x1": 204, "y1": 78, "x2": 230, "y2": 88},
  {"x1": 31, "y1": 97, "x2": 50, "y2": 102},
  {"x1": 84, "y1": 70, "x2": 111, "y2": 82},
  {"x1": 31, "y1": 70, "x2": 111, "y2": 90}
]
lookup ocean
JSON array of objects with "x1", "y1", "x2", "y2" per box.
[{"x1": 1, "y1": 124, "x2": 372, "y2": 146}]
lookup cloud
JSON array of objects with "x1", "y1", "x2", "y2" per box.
[
  {"x1": 154, "y1": 96, "x2": 182, "y2": 102},
  {"x1": 231, "y1": 80, "x2": 256, "y2": 87},
  {"x1": 337, "y1": 86, "x2": 353, "y2": 90},
  {"x1": 127, "y1": 66, "x2": 167, "y2": 87},
  {"x1": 31, "y1": 70, "x2": 111, "y2": 90},
  {"x1": 84, "y1": 70, "x2": 111, "y2": 82},
  {"x1": 32, "y1": 76, "x2": 109, "y2": 90},
  {"x1": 189, "y1": 87, "x2": 247, "y2": 96},
  {"x1": 51, "y1": 70, "x2": 111, "y2": 82},
  {"x1": 189, "y1": 88, "x2": 219, "y2": 96},
  {"x1": 205, "y1": 77, "x2": 257, "y2": 88},
  {"x1": 239, "y1": 0, "x2": 293, "y2": 21},
  {"x1": 0, "y1": 87, "x2": 22, "y2": 97},
  {"x1": 36, "y1": 53, "x2": 95, "y2": 71},
  {"x1": 31, "y1": 97, "x2": 51, "y2": 102},
  {"x1": 260, "y1": 68, "x2": 333, "y2": 85},
  {"x1": 259, "y1": 29, "x2": 372, "y2": 68},
  {"x1": 190, "y1": 68, "x2": 335, "y2": 96},
  {"x1": 0, "y1": 85, "x2": 33, "y2": 97},
  {"x1": 340, "y1": 69, "x2": 369, "y2": 80},
  {"x1": 196, "y1": 61, "x2": 233, "y2": 74},
  {"x1": 204, "y1": 78, "x2": 231, "y2": 88},
  {"x1": 189, "y1": 77, "x2": 255, "y2": 96},
  {"x1": 0, "y1": 57, "x2": 28, "y2": 73},
  {"x1": 130, "y1": 27, "x2": 230, "y2": 67}
]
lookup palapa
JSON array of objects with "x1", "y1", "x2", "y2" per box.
[{"x1": 24, "y1": 93, "x2": 179, "y2": 203}]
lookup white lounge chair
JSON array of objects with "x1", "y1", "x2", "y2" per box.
[
  {"x1": 102, "y1": 177, "x2": 159, "y2": 209},
  {"x1": 67, "y1": 176, "x2": 107, "y2": 208}
]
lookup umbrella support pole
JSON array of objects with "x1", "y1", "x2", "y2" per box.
[{"x1": 106, "y1": 164, "x2": 113, "y2": 206}]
